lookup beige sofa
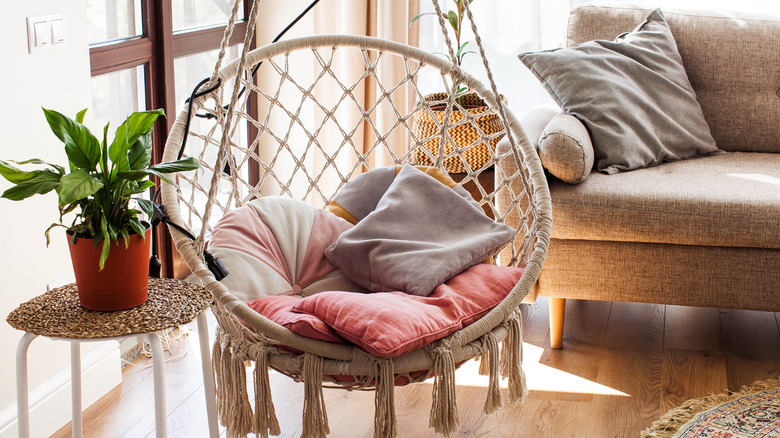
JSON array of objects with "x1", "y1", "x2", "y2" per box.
[{"x1": 502, "y1": 3, "x2": 780, "y2": 348}]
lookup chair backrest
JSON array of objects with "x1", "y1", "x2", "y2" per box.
[{"x1": 161, "y1": 35, "x2": 550, "y2": 288}]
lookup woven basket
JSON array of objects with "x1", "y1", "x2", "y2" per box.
[{"x1": 413, "y1": 92, "x2": 505, "y2": 173}]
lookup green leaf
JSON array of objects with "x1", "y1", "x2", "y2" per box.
[
  {"x1": 456, "y1": 41, "x2": 470, "y2": 58},
  {"x1": 0, "y1": 160, "x2": 38, "y2": 183},
  {"x1": 131, "y1": 180, "x2": 156, "y2": 195},
  {"x1": 128, "y1": 217, "x2": 147, "y2": 238},
  {"x1": 75, "y1": 108, "x2": 88, "y2": 124},
  {"x1": 118, "y1": 169, "x2": 174, "y2": 186},
  {"x1": 100, "y1": 122, "x2": 110, "y2": 176},
  {"x1": 127, "y1": 131, "x2": 153, "y2": 171},
  {"x1": 410, "y1": 12, "x2": 436, "y2": 24},
  {"x1": 14, "y1": 159, "x2": 66, "y2": 175},
  {"x1": 107, "y1": 222, "x2": 118, "y2": 244},
  {"x1": 136, "y1": 198, "x2": 154, "y2": 218},
  {"x1": 120, "y1": 228, "x2": 130, "y2": 248},
  {"x1": 99, "y1": 214, "x2": 110, "y2": 270},
  {"x1": 147, "y1": 157, "x2": 200, "y2": 173},
  {"x1": 109, "y1": 110, "x2": 164, "y2": 173},
  {"x1": 2, "y1": 170, "x2": 61, "y2": 200},
  {"x1": 117, "y1": 157, "x2": 198, "y2": 187},
  {"x1": 56, "y1": 169, "x2": 103, "y2": 206},
  {"x1": 447, "y1": 10, "x2": 459, "y2": 31},
  {"x1": 42, "y1": 108, "x2": 101, "y2": 170}
]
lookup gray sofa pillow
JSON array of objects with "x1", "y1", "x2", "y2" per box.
[
  {"x1": 324, "y1": 164, "x2": 516, "y2": 297},
  {"x1": 519, "y1": 9, "x2": 720, "y2": 174}
]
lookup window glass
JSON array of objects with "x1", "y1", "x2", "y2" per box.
[
  {"x1": 172, "y1": 0, "x2": 244, "y2": 33},
  {"x1": 90, "y1": 65, "x2": 147, "y2": 137},
  {"x1": 86, "y1": 0, "x2": 143, "y2": 45},
  {"x1": 173, "y1": 45, "x2": 243, "y2": 110}
]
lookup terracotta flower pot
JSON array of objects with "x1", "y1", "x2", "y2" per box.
[{"x1": 67, "y1": 225, "x2": 151, "y2": 311}]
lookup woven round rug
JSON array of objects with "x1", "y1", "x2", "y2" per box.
[{"x1": 642, "y1": 377, "x2": 780, "y2": 438}]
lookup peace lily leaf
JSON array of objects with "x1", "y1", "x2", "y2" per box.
[
  {"x1": 128, "y1": 217, "x2": 147, "y2": 239},
  {"x1": 136, "y1": 198, "x2": 154, "y2": 218},
  {"x1": 107, "y1": 222, "x2": 119, "y2": 244},
  {"x1": 109, "y1": 110, "x2": 164, "y2": 172},
  {"x1": 120, "y1": 228, "x2": 130, "y2": 248},
  {"x1": 43, "y1": 108, "x2": 101, "y2": 170},
  {"x1": 56, "y1": 169, "x2": 103, "y2": 206},
  {"x1": 128, "y1": 131, "x2": 153, "y2": 171},
  {"x1": 2, "y1": 170, "x2": 61, "y2": 200},
  {"x1": 148, "y1": 157, "x2": 200, "y2": 173},
  {"x1": 75, "y1": 108, "x2": 88, "y2": 124},
  {"x1": 14, "y1": 159, "x2": 66, "y2": 175},
  {"x1": 99, "y1": 213, "x2": 110, "y2": 270},
  {"x1": 0, "y1": 160, "x2": 39, "y2": 183},
  {"x1": 118, "y1": 169, "x2": 175, "y2": 186},
  {"x1": 131, "y1": 180, "x2": 156, "y2": 195},
  {"x1": 100, "y1": 122, "x2": 110, "y2": 176}
]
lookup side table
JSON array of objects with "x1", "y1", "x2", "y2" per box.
[{"x1": 6, "y1": 277, "x2": 219, "y2": 438}]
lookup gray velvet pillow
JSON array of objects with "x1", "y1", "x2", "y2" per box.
[
  {"x1": 518, "y1": 9, "x2": 719, "y2": 174},
  {"x1": 324, "y1": 164, "x2": 515, "y2": 297}
]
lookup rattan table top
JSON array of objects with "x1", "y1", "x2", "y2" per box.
[{"x1": 6, "y1": 277, "x2": 213, "y2": 339}]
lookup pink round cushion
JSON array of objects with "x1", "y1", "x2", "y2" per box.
[{"x1": 209, "y1": 197, "x2": 367, "y2": 302}]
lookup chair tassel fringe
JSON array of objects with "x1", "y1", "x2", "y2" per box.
[
  {"x1": 483, "y1": 333, "x2": 503, "y2": 414},
  {"x1": 500, "y1": 312, "x2": 528, "y2": 405},
  {"x1": 429, "y1": 344, "x2": 459, "y2": 436},
  {"x1": 213, "y1": 331, "x2": 255, "y2": 438},
  {"x1": 250, "y1": 345, "x2": 281, "y2": 438},
  {"x1": 374, "y1": 359, "x2": 398, "y2": 438},
  {"x1": 302, "y1": 354, "x2": 330, "y2": 438},
  {"x1": 478, "y1": 352, "x2": 490, "y2": 376}
]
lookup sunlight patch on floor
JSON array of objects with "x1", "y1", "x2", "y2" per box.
[
  {"x1": 727, "y1": 173, "x2": 780, "y2": 186},
  {"x1": 454, "y1": 342, "x2": 629, "y2": 397}
]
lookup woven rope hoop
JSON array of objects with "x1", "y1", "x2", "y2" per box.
[{"x1": 160, "y1": 25, "x2": 551, "y2": 438}]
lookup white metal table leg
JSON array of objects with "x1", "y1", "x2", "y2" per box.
[
  {"x1": 196, "y1": 313, "x2": 219, "y2": 437},
  {"x1": 70, "y1": 341, "x2": 83, "y2": 438},
  {"x1": 16, "y1": 332, "x2": 37, "y2": 438},
  {"x1": 146, "y1": 333, "x2": 167, "y2": 438}
]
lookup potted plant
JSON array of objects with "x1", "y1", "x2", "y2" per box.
[
  {"x1": 411, "y1": 0, "x2": 504, "y2": 174},
  {"x1": 0, "y1": 108, "x2": 199, "y2": 311}
]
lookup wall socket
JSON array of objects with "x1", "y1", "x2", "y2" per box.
[{"x1": 27, "y1": 14, "x2": 65, "y2": 54}]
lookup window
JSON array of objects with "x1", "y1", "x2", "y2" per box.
[{"x1": 88, "y1": 0, "x2": 255, "y2": 277}]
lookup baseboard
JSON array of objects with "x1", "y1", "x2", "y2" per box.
[{"x1": 0, "y1": 340, "x2": 122, "y2": 438}]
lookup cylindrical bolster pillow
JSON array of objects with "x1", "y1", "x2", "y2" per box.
[{"x1": 538, "y1": 113, "x2": 594, "y2": 184}]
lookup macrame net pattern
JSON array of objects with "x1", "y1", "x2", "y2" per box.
[{"x1": 160, "y1": 9, "x2": 551, "y2": 438}]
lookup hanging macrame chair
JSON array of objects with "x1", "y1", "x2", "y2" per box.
[{"x1": 160, "y1": 0, "x2": 551, "y2": 437}]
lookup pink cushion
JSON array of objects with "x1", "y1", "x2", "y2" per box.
[
  {"x1": 292, "y1": 264, "x2": 525, "y2": 357},
  {"x1": 246, "y1": 295, "x2": 344, "y2": 344}
]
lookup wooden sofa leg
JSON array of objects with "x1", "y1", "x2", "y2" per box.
[{"x1": 549, "y1": 298, "x2": 565, "y2": 349}]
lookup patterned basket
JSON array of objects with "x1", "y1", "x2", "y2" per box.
[{"x1": 412, "y1": 92, "x2": 505, "y2": 173}]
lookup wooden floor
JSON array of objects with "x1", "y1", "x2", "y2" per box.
[{"x1": 53, "y1": 298, "x2": 780, "y2": 438}]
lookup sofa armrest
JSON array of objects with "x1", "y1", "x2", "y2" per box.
[{"x1": 538, "y1": 113, "x2": 594, "y2": 184}]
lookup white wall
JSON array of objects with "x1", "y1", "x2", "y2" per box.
[{"x1": 0, "y1": 2, "x2": 120, "y2": 436}]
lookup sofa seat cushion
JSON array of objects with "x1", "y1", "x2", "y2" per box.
[{"x1": 549, "y1": 152, "x2": 780, "y2": 249}]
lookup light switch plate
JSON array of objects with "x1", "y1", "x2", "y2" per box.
[{"x1": 26, "y1": 14, "x2": 64, "y2": 54}]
